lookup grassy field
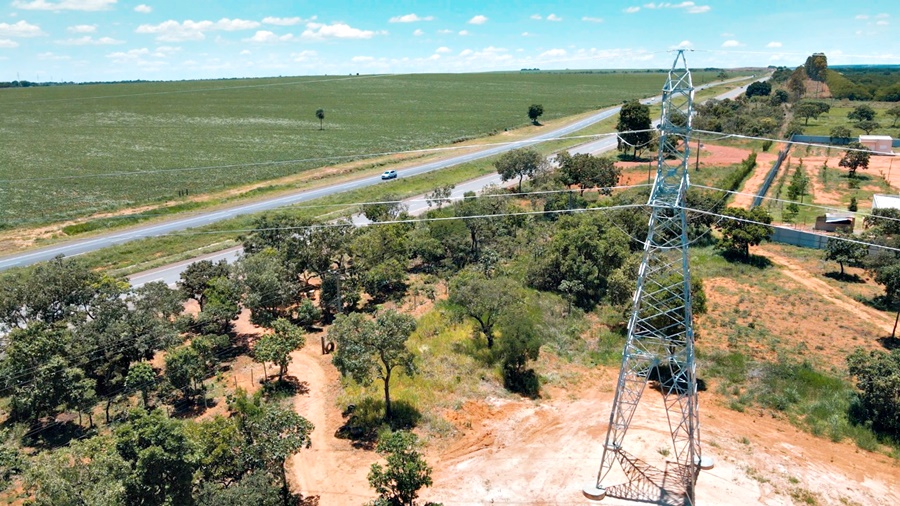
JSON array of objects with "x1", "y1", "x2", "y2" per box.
[
  {"x1": 0, "y1": 70, "x2": 736, "y2": 228},
  {"x1": 796, "y1": 102, "x2": 899, "y2": 137}
]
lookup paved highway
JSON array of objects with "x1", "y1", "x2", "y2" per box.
[{"x1": 2, "y1": 76, "x2": 754, "y2": 273}]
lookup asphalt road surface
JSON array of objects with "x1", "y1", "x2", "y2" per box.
[{"x1": 1, "y1": 76, "x2": 755, "y2": 274}]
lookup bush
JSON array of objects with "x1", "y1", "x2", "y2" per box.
[{"x1": 847, "y1": 348, "x2": 900, "y2": 436}]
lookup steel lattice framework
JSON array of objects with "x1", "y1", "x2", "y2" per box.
[{"x1": 584, "y1": 50, "x2": 708, "y2": 506}]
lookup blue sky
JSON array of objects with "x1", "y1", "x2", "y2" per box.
[{"x1": 0, "y1": 0, "x2": 897, "y2": 82}]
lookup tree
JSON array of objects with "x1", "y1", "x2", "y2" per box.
[
  {"x1": 745, "y1": 80, "x2": 772, "y2": 98},
  {"x1": 114, "y1": 409, "x2": 196, "y2": 506},
  {"x1": 362, "y1": 194, "x2": 408, "y2": 222},
  {"x1": 846, "y1": 348, "x2": 900, "y2": 435},
  {"x1": 793, "y1": 101, "x2": 830, "y2": 125},
  {"x1": 330, "y1": 310, "x2": 417, "y2": 420},
  {"x1": 238, "y1": 398, "x2": 313, "y2": 504},
  {"x1": 769, "y1": 89, "x2": 789, "y2": 105},
  {"x1": 527, "y1": 104, "x2": 543, "y2": 125},
  {"x1": 555, "y1": 152, "x2": 622, "y2": 196},
  {"x1": 829, "y1": 126, "x2": 852, "y2": 144},
  {"x1": 448, "y1": 271, "x2": 520, "y2": 348},
  {"x1": 25, "y1": 435, "x2": 129, "y2": 506},
  {"x1": 237, "y1": 249, "x2": 300, "y2": 327},
  {"x1": 874, "y1": 263, "x2": 900, "y2": 339},
  {"x1": 848, "y1": 104, "x2": 876, "y2": 122},
  {"x1": 804, "y1": 53, "x2": 828, "y2": 82},
  {"x1": 716, "y1": 207, "x2": 772, "y2": 260},
  {"x1": 787, "y1": 67, "x2": 806, "y2": 99},
  {"x1": 494, "y1": 148, "x2": 546, "y2": 192},
  {"x1": 315, "y1": 108, "x2": 325, "y2": 130},
  {"x1": 425, "y1": 184, "x2": 454, "y2": 209},
  {"x1": 839, "y1": 143, "x2": 871, "y2": 178},
  {"x1": 164, "y1": 346, "x2": 205, "y2": 404},
  {"x1": 887, "y1": 105, "x2": 900, "y2": 127},
  {"x1": 196, "y1": 471, "x2": 282, "y2": 506},
  {"x1": 254, "y1": 318, "x2": 305, "y2": 382},
  {"x1": 786, "y1": 164, "x2": 810, "y2": 203},
  {"x1": 367, "y1": 431, "x2": 433, "y2": 506},
  {"x1": 854, "y1": 120, "x2": 881, "y2": 135},
  {"x1": 126, "y1": 361, "x2": 157, "y2": 409},
  {"x1": 196, "y1": 275, "x2": 241, "y2": 335},
  {"x1": 616, "y1": 100, "x2": 653, "y2": 158},
  {"x1": 824, "y1": 234, "x2": 868, "y2": 276},
  {"x1": 179, "y1": 259, "x2": 230, "y2": 311},
  {"x1": 496, "y1": 301, "x2": 542, "y2": 397}
]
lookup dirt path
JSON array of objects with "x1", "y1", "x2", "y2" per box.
[
  {"x1": 729, "y1": 147, "x2": 780, "y2": 209},
  {"x1": 287, "y1": 334, "x2": 377, "y2": 505},
  {"x1": 418, "y1": 379, "x2": 900, "y2": 506},
  {"x1": 761, "y1": 248, "x2": 897, "y2": 336}
]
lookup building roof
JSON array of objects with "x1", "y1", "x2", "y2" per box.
[
  {"x1": 872, "y1": 194, "x2": 900, "y2": 210},
  {"x1": 859, "y1": 135, "x2": 893, "y2": 142}
]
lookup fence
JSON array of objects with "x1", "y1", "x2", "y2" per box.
[
  {"x1": 792, "y1": 135, "x2": 900, "y2": 148},
  {"x1": 752, "y1": 134, "x2": 794, "y2": 208},
  {"x1": 770, "y1": 226, "x2": 831, "y2": 249}
]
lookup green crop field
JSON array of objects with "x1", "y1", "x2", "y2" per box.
[{"x1": 0, "y1": 70, "x2": 734, "y2": 228}]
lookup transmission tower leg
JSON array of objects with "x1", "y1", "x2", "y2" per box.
[{"x1": 584, "y1": 50, "x2": 710, "y2": 506}]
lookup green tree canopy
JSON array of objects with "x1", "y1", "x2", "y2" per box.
[
  {"x1": 616, "y1": 100, "x2": 654, "y2": 158},
  {"x1": 315, "y1": 108, "x2": 325, "y2": 130},
  {"x1": 847, "y1": 104, "x2": 876, "y2": 122},
  {"x1": 179, "y1": 259, "x2": 230, "y2": 311},
  {"x1": 839, "y1": 143, "x2": 871, "y2": 178},
  {"x1": 847, "y1": 348, "x2": 900, "y2": 435},
  {"x1": 824, "y1": 234, "x2": 868, "y2": 276},
  {"x1": 527, "y1": 104, "x2": 543, "y2": 125},
  {"x1": 745, "y1": 80, "x2": 771, "y2": 98},
  {"x1": 25, "y1": 435, "x2": 129, "y2": 506},
  {"x1": 555, "y1": 152, "x2": 621, "y2": 196},
  {"x1": 367, "y1": 431, "x2": 433, "y2": 506},
  {"x1": 330, "y1": 310, "x2": 417, "y2": 420},
  {"x1": 254, "y1": 318, "x2": 305, "y2": 381},
  {"x1": 716, "y1": 207, "x2": 772, "y2": 260},
  {"x1": 448, "y1": 270, "x2": 521, "y2": 348},
  {"x1": 494, "y1": 148, "x2": 547, "y2": 192}
]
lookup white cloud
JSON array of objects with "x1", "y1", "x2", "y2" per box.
[
  {"x1": 643, "y1": 2, "x2": 710, "y2": 14},
  {"x1": 468, "y1": 15, "x2": 488, "y2": 25},
  {"x1": 876, "y1": 13, "x2": 890, "y2": 18},
  {"x1": 530, "y1": 14, "x2": 542, "y2": 20},
  {"x1": 413, "y1": 29, "x2": 424, "y2": 36},
  {"x1": 0, "y1": 39, "x2": 19, "y2": 48},
  {"x1": 38, "y1": 51, "x2": 70, "y2": 60},
  {"x1": 134, "y1": 4, "x2": 151, "y2": 13},
  {"x1": 0, "y1": 20, "x2": 44, "y2": 37},
  {"x1": 293, "y1": 50, "x2": 316, "y2": 61},
  {"x1": 547, "y1": 14, "x2": 562, "y2": 21},
  {"x1": 57, "y1": 35, "x2": 124, "y2": 45},
  {"x1": 12, "y1": 0, "x2": 115, "y2": 11},
  {"x1": 521, "y1": 31, "x2": 533, "y2": 36},
  {"x1": 246, "y1": 30, "x2": 294, "y2": 43},
  {"x1": 877, "y1": 20, "x2": 889, "y2": 25},
  {"x1": 435, "y1": 46, "x2": 451, "y2": 53},
  {"x1": 855, "y1": 14, "x2": 869, "y2": 20},
  {"x1": 240, "y1": 49, "x2": 251, "y2": 55},
  {"x1": 352, "y1": 55, "x2": 374, "y2": 62},
  {"x1": 582, "y1": 16, "x2": 604, "y2": 22},
  {"x1": 766, "y1": 41, "x2": 782, "y2": 48},
  {"x1": 262, "y1": 16, "x2": 307, "y2": 26},
  {"x1": 67, "y1": 24, "x2": 96, "y2": 33},
  {"x1": 721, "y1": 40, "x2": 742, "y2": 48},
  {"x1": 671, "y1": 40, "x2": 692, "y2": 49},
  {"x1": 389, "y1": 13, "x2": 434, "y2": 23},
  {"x1": 458, "y1": 29, "x2": 470, "y2": 36},
  {"x1": 301, "y1": 22, "x2": 384, "y2": 40},
  {"x1": 459, "y1": 49, "x2": 473, "y2": 57},
  {"x1": 540, "y1": 48, "x2": 567, "y2": 58},
  {"x1": 437, "y1": 29, "x2": 453, "y2": 34},
  {"x1": 624, "y1": 6, "x2": 640, "y2": 13},
  {"x1": 720, "y1": 32, "x2": 734, "y2": 37},
  {"x1": 136, "y1": 18, "x2": 260, "y2": 42}
]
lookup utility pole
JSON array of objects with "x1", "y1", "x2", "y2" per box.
[{"x1": 584, "y1": 50, "x2": 712, "y2": 506}]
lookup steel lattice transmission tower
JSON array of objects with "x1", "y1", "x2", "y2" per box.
[{"x1": 584, "y1": 50, "x2": 712, "y2": 506}]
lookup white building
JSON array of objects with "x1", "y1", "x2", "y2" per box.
[
  {"x1": 872, "y1": 194, "x2": 900, "y2": 211},
  {"x1": 858, "y1": 135, "x2": 893, "y2": 154}
]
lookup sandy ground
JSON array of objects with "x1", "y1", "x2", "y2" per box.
[{"x1": 274, "y1": 264, "x2": 900, "y2": 506}]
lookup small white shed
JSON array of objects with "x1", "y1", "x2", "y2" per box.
[
  {"x1": 858, "y1": 135, "x2": 893, "y2": 154},
  {"x1": 872, "y1": 194, "x2": 900, "y2": 211}
]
